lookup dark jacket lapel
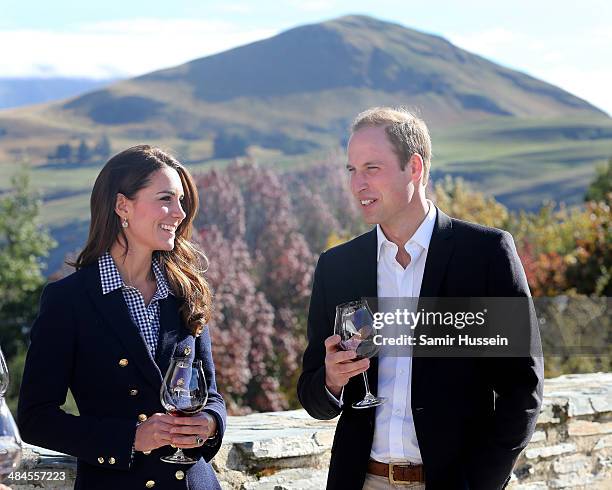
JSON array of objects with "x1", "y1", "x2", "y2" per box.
[
  {"x1": 419, "y1": 207, "x2": 454, "y2": 298},
  {"x1": 359, "y1": 227, "x2": 379, "y2": 298},
  {"x1": 413, "y1": 207, "x2": 454, "y2": 392},
  {"x1": 83, "y1": 263, "x2": 164, "y2": 391}
]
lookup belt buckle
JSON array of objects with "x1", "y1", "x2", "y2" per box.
[{"x1": 388, "y1": 463, "x2": 411, "y2": 486}]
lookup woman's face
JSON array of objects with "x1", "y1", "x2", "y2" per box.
[{"x1": 118, "y1": 166, "x2": 187, "y2": 254}]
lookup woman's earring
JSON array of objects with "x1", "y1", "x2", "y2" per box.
[{"x1": 122, "y1": 218, "x2": 129, "y2": 228}]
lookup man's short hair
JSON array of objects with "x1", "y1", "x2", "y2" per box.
[{"x1": 351, "y1": 107, "x2": 432, "y2": 185}]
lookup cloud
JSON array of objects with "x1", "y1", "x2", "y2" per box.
[
  {"x1": 449, "y1": 28, "x2": 550, "y2": 65},
  {"x1": 0, "y1": 19, "x2": 276, "y2": 79},
  {"x1": 540, "y1": 67, "x2": 612, "y2": 116},
  {"x1": 451, "y1": 27, "x2": 518, "y2": 49},
  {"x1": 449, "y1": 28, "x2": 612, "y2": 115},
  {"x1": 286, "y1": 0, "x2": 337, "y2": 12},
  {"x1": 217, "y1": 3, "x2": 254, "y2": 14}
]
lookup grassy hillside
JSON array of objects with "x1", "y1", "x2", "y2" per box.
[{"x1": 432, "y1": 116, "x2": 612, "y2": 209}]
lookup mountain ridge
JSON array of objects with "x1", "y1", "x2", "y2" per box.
[{"x1": 0, "y1": 14, "x2": 608, "y2": 164}]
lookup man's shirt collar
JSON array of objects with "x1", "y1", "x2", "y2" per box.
[{"x1": 376, "y1": 200, "x2": 437, "y2": 262}]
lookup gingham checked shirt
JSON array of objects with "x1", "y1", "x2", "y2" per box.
[{"x1": 98, "y1": 252, "x2": 172, "y2": 355}]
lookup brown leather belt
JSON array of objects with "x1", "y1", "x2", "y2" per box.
[{"x1": 367, "y1": 459, "x2": 425, "y2": 484}]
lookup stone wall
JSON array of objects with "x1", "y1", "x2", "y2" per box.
[
  {"x1": 8, "y1": 373, "x2": 612, "y2": 489},
  {"x1": 506, "y1": 373, "x2": 611, "y2": 489}
]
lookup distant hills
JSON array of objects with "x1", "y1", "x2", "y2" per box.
[
  {"x1": 0, "y1": 15, "x2": 607, "y2": 164},
  {"x1": 0, "y1": 77, "x2": 115, "y2": 110}
]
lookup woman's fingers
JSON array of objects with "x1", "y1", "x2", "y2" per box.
[
  {"x1": 135, "y1": 412, "x2": 217, "y2": 450},
  {"x1": 168, "y1": 413, "x2": 217, "y2": 447},
  {"x1": 170, "y1": 424, "x2": 202, "y2": 435},
  {"x1": 135, "y1": 415, "x2": 175, "y2": 452},
  {"x1": 170, "y1": 434, "x2": 204, "y2": 448}
]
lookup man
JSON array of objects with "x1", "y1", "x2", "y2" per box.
[{"x1": 297, "y1": 107, "x2": 543, "y2": 489}]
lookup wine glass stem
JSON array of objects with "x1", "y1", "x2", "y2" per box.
[
  {"x1": 175, "y1": 448, "x2": 186, "y2": 458},
  {"x1": 362, "y1": 371, "x2": 373, "y2": 396}
]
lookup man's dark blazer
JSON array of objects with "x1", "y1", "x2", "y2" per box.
[
  {"x1": 18, "y1": 261, "x2": 227, "y2": 490},
  {"x1": 297, "y1": 207, "x2": 544, "y2": 490}
]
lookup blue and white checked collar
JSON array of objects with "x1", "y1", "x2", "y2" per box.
[{"x1": 98, "y1": 251, "x2": 172, "y2": 298}]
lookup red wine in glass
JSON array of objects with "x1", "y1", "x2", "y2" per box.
[
  {"x1": 160, "y1": 357, "x2": 208, "y2": 464},
  {"x1": 335, "y1": 300, "x2": 386, "y2": 409}
]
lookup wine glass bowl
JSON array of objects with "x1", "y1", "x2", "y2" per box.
[
  {"x1": 0, "y1": 346, "x2": 22, "y2": 476},
  {"x1": 0, "y1": 399, "x2": 22, "y2": 475},
  {"x1": 337, "y1": 302, "x2": 379, "y2": 360},
  {"x1": 335, "y1": 300, "x2": 386, "y2": 409},
  {"x1": 0, "y1": 349, "x2": 9, "y2": 397},
  {"x1": 160, "y1": 357, "x2": 207, "y2": 464}
]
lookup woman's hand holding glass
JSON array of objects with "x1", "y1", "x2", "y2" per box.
[
  {"x1": 134, "y1": 412, "x2": 216, "y2": 452},
  {"x1": 134, "y1": 413, "x2": 174, "y2": 452},
  {"x1": 159, "y1": 357, "x2": 209, "y2": 463},
  {"x1": 134, "y1": 356, "x2": 214, "y2": 456},
  {"x1": 168, "y1": 412, "x2": 216, "y2": 448}
]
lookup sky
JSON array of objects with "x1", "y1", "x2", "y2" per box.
[{"x1": 2, "y1": 0, "x2": 611, "y2": 114}]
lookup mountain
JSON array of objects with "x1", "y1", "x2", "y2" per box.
[
  {"x1": 0, "y1": 15, "x2": 607, "y2": 164},
  {"x1": 0, "y1": 77, "x2": 116, "y2": 110}
]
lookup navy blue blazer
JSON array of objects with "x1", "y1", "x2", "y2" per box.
[{"x1": 18, "y1": 261, "x2": 227, "y2": 489}]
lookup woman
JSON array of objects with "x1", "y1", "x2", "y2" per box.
[{"x1": 18, "y1": 145, "x2": 226, "y2": 489}]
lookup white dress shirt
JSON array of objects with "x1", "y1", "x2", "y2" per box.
[
  {"x1": 371, "y1": 201, "x2": 437, "y2": 463},
  {"x1": 325, "y1": 201, "x2": 437, "y2": 464}
]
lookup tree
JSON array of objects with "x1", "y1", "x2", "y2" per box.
[
  {"x1": 239, "y1": 164, "x2": 315, "y2": 311},
  {"x1": 197, "y1": 226, "x2": 283, "y2": 412},
  {"x1": 77, "y1": 139, "x2": 91, "y2": 163},
  {"x1": 431, "y1": 175, "x2": 511, "y2": 229},
  {"x1": 94, "y1": 135, "x2": 112, "y2": 160},
  {"x1": 195, "y1": 170, "x2": 246, "y2": 240},
  {"x1": 288, "y1": 184, "x2": 341, "y2": 253},
  {"x1": 0, "y1": 171, "x2": 56, "y2": 413},
  {"x1": 0, "y1": 171, "x2": 56, "y2": 358},
  {"x1": 564, "y1": 200, "x2": 611, "y2": 295},
  {"x1": 212, "y1": 131, "x2": 249, "y2": 159},
  {"x1": 517, "y1": 240, "x2": 568, "y2": 297},
  {"x1": 193, "y1": 163, "x2": 315, "y2": 412},
  {"x1": 282, "y1": 162, "x2": 364, "y2": 237},
  {"x1": 49, "y1": 143, "x2": 73, "y2": 163},
  {"x1": 585, "y1": 158, "x2": 612, "y2": 203}
]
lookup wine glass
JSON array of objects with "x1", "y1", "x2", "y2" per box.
[
  {"x1": 0, "y1": 348, "x2": 8, "y2": 397},
  {"x1": 0, "y1": 398, "x2": 22, "y2": 475},
  {"x1": 335, "y1": 300, "x2": 386, "y2": 409},
  {"x1": 159, "y1": 357, "x2": 208, "y2": 464},
  {"x1": 0, "y1": 346, "x2": 22, "y2": 476}
]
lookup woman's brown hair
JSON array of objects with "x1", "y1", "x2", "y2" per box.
[{"x1": 70, "y1": 145, "x2": 212, "y2": 336}]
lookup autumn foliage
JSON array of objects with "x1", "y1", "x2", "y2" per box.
[{"x1": 193, "y1": 162, "x2": 363, "y2": 412}]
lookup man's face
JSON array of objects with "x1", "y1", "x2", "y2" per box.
[{"x1": 347, "y1": 125, "x2": 416, "y2": 228}]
